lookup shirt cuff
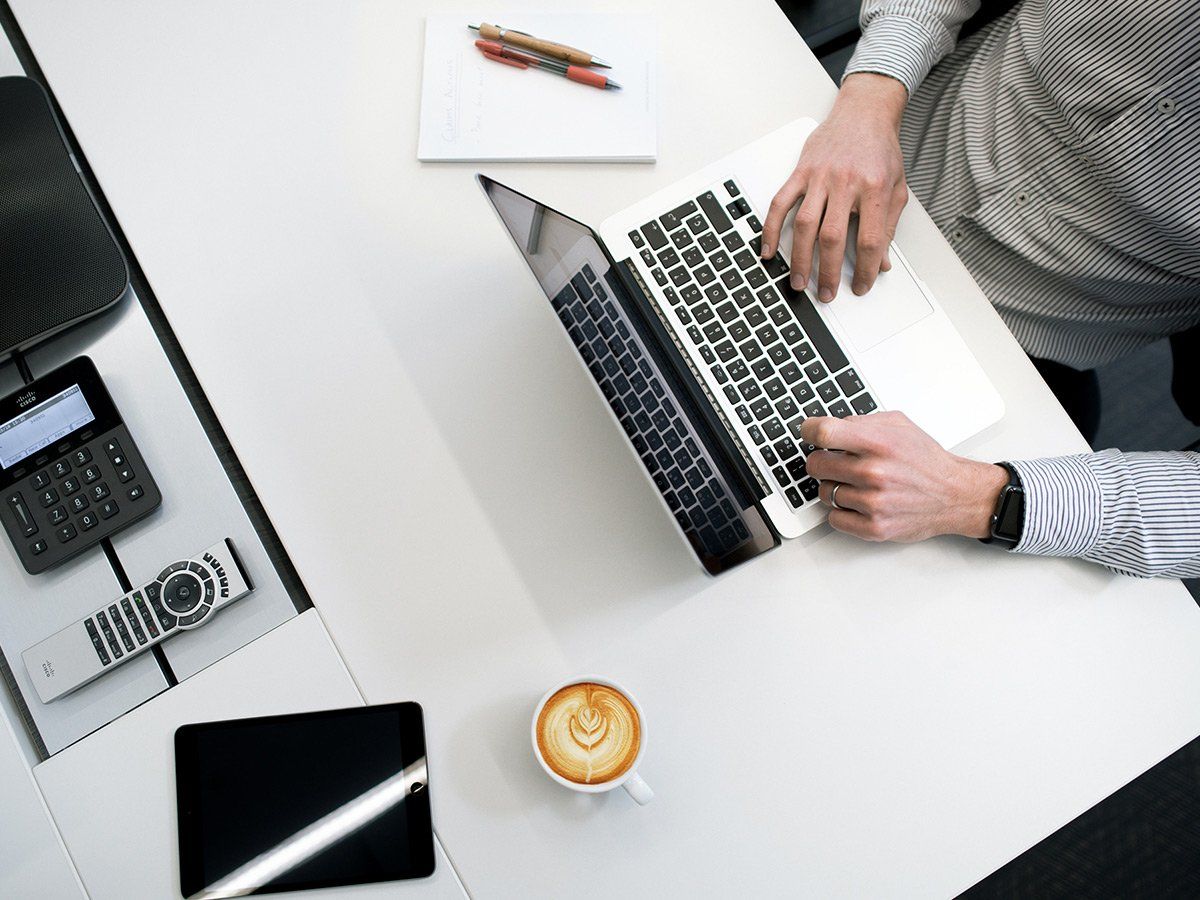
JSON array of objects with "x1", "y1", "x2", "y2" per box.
[
  {"x1": 842, "y1": 15, "x2": 954, "y2": 95},
  {"x1": 1009, "y1": 454, "x2": 1105, "y2": 558}
]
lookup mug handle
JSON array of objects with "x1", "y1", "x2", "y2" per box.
[{"x1": 622, "y1": 771, "x2": 654, "y2": 805}]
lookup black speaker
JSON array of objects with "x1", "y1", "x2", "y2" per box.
[{"x1": 0, "y1": 75, "x2": 129, "y2": 358}]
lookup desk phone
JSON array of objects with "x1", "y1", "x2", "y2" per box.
[{"x1": 0, "y1": 356, "x2": 161, "y2": 573}]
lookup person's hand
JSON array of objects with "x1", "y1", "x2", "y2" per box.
[
  {"x1": 761, "y1": 73, "x2": 909, "y2": 302},
  {"x1": 801, "y1": 412, "x2": 1009, "y2": 542}
]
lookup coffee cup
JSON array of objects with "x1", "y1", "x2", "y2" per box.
[{"x1": 531, "y1": 676, "x2": 653, "y2": 805}]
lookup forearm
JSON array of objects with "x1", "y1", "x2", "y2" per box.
[
  {"x1": 1010, "y1": 450, "x2": 1200, "y2": 578},
  {"x1": 844, "y1": 0, "x2": 982, "y2": 95}
]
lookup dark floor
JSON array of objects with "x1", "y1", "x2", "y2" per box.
[{"x1": 777, "y1": 1, "x2": 1200, "y2": 895}]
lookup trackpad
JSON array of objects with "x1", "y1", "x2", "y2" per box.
[{"x1": 816, "y1": 246, "x2": 933, "y2": 352}]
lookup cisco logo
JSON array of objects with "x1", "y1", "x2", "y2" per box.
[{"x1": 16, "y1": 391, "x2": 37, "y2": 408}]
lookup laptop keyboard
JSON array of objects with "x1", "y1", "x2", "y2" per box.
[
  {"x1": 552, "y1": 265, "x2": 753, "y2": 559},
  {"x1": 628, "y1": 178, "x2": 877, "y2": 511}
]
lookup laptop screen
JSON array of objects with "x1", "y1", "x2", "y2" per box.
[{"x1": 479, "y1": 176, "x2": 777, "y2": 574}]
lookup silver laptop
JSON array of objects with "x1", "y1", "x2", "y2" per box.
[{"x1": 480, "y1": 117, "x2": 1003, "y2": 574}]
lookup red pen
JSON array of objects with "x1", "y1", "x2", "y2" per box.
[{"x1": 474, "y1": 40, "x2": 621, "y2": 90}]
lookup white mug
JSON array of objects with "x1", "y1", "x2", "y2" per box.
[{"x1": 531, "y1": 675, "x2": 654, "y2": 805}]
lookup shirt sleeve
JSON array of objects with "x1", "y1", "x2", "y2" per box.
[
  {"x1": 1010, "y1": 449, "x2": 1200, "y2": 578},
  {"x1": 843, "y1": 0, "x2": 982, "y2": 95}
]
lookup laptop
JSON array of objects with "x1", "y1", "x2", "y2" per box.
[{"x1": 480, "y1": 117, "x2": 1003, "y2": 575}]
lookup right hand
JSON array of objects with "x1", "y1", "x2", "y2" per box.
[{"x1": 761, "y1": 73, "x2": 910, "y2": 301}]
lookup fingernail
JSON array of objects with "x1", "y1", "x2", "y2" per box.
[
  {"x1": 819, "y1": 287, "x2": 833, "y2": 302},
  {"x1": 852, "y1": 280, "x2": 866, "y2": 295},
  {"x1": 791, "y1": 275, "x2": 803, "y2": 290},
  {"x1": 760, "y1": 242, "x2": 772, "y2": 258}
]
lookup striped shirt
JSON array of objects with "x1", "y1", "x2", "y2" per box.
[{"x1": 844, "y1": 0, "x2": 1200, "y2": 577}]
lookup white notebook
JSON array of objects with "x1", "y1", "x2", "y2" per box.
[{"x1": 418, "y1": 14, "x2": 656, "y2": 162}]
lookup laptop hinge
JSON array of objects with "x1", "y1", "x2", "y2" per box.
[{"x1": 614, "y1": 260, "x2": 770, "y2": 504}]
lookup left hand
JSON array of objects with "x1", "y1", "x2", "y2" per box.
[{"x1": 800, "y1": 412, "x2": 1009, "y2": 543}]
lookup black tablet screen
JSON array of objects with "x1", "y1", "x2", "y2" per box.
[{"x1": 175, "y1": 703, "x2": 433, "y2": 898}]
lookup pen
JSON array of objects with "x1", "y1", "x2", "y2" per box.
[
  {"x1": 475, "y1": 41, "x2": 622, "y2": 91},
  {"x1": 468, "y1": 22, "x2": 612, "y2": 69}
]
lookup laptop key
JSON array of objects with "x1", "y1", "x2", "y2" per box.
[
  {"x1": 703, "y1": 321, "x2": 726, "y2": 343},
  {"x1": 746, "y1": 269, "x2": 767, "y2": 289},
  {"x1": 652, "y1": 268, "x2": 668, "y2": 286},
  {"x1": 747, "y1": 215, "x2": 763, "y2": 233},
  {"x1": 755, "y1": 324, "x2": 778, "y2": 346},
  {"x1": 851, "y1": 392, "x2": 878, "y2": 415},
  {"x1": 777, "y1": 396, "x2": 800, "y2": 419},
  {"x1": 711, "y1": 364, "x2": 729, "y2": 384},
  {"x1": 770, "y1": 305, "x2": 791, "y2": 326},
  {"x1": 694, "y1": 303, "x2": 715, "y2": 324},
  {"x1": 683, "y1": 246, "x2": 704, "y2": 267},
  {"x1": 727, "y1": 359, "x2": 748, "y2": 381},
  {"x1": 779, "y1": 362, "x2": 802, "y2": 383},
  {"x1": 740, "y1": 339, "x2": 763, "y2": 361},
  {"x1": 735, "y1": 404, "x2": 752, "y2": 425},
  {"x1": 686, "y1": 214, "x2": 707, "y2": 235},
  {"x1": 747, "y1": 425, "x2": 764, "y2": 445},
  {"x1": 751, "y1": 398, "x2": 773, "y2": 421},
  {"x1": 723, "y1": 385, "x2": 739, "y2": 404},
  {"x1": 775, "y1": 437, "x2": 799, "y2": 460},
  {"x1": 661, "y1": 200, "x2": 697, "y2": 232},
  {"x1": 727, "y1": 321, "x2": 750, "y2": 343},
  {"x1": 792, "y1": 382, "x2": 815, "y2": 404},
  {"x1": 782, "y1": 280, "x2": 850, "y2": 373},
  {"x1": 772, "y1": 465, "x2": 790, "y2": 485},
  {"x1": 805, "y1": 361, "x2": 828, "y2": 383},
  {"x1": 745, "y1": 307, "x2": 767, "y2": 327},
  {"x1": 682, "y1": 285, "x2": 702, "y2": 304},
  {"x1": 734, "y1": 249, "x2": 756, "y2": 271},
  {"x1": 785, "y1": 486, "x2": 803, "y2": 508},
  {"x1": 629, "y1": 230, "x2": 645, "y2": 248},
  {"x1": 763, "y1": 418, "x2": 785, "y2": 440},
  {"x1": 738, "y1": 379, "x2": 762, "y2": 401},
  {"x1": 724, "y1": 179, "x2": 740, "y2": 197},
  {"x1": 671, "y1": 228, "x2": 693, "y2": 249},
  {"x1": 669, "y1": 266, "x2": 690, "y2": 287},
  {"x1": 787, "y1": 458, "x2": 808, "y2": 481},
  {"x1": 751, "y1": 358, "x2": 773, "y2": 380},
  {"x1": 720, "y1": 268, "x2": 744, "y2": 289},
  {"x1": 761, "y1": 446, "x2": 778, "y2": 466},
  {"x1": 803, "y1": 400, "x2": 826, "y2": 418},
  {"x1": 836, "y1": 369, "x2": 865, "y2": 397},
  {"x1": 722, "y1": 231, "x2": 745, "y2": 252},
  {"x1": 829, "y1": 400, "x2": 852, "y2": 418},
  {"x1": 793, "y1": 342, "x2": 816, "y2": 364},
  {"x1": 664, "y1": 286, "x2": 680, "y2": 306},
  {"x1": 799, "y1": 478, "x2": 820, "y2": 501},
  {"x1": 696, "y1": 191, "x2": 734, "y2": 233},
  {"x1": 733, "y1": 287, "x2": 755, "y2": 308},
  {"x1": 704, "y1": 283, "x2": 727, "y2": 304},
  {"x1": 694, "y1": 265, "x2": 716, "y2": 286},
  {"x1": 641, "y1": 221, "x2": 668, "y2": 250},
  {"x1": 764, "y1": 378, "x2": 786, "y2": 400},
  {"x1": 658, "y1": 247, "x2": 680, "y2": 268},
  {"x1": 640, "y1": 248, "x2": 654, "y2": 267},
  {"x1": 715, "y1": 301, "x2": 739, "y2": 323},
  {"x1": 698, "y1": 232, "x2": 720, "y2": 252},
  {"x1": 817, "y1": 381, "x2": 839, "y2": 403},
  {"x1": 710, "y1": 251, "x2": 732, "y2": 271}
]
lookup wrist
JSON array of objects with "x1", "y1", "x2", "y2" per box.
[
  {"x1": 836, "y1": 73, "x2": 908, "y2": 132},
  {"x1": 948, "y1": 460, "x2": 1010, "y2": 539}
]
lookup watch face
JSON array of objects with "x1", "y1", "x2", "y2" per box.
[{"x1": 995, "y1": 485, "x2": 1025, "y2": 543}]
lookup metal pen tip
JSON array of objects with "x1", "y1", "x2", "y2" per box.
[
  {"x1": 606, "y1": 79, "x2": 622, "y2": 90},
  {"x1": 590, "y1": 57, "x2": 613, "y2": 69},
  {"x1": 467, "y1": 24, "x2": 480, "y2": 31}
]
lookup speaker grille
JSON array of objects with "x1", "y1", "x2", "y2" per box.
[{"x1": 0, "y1": 76, "x2": 128, "y2": 357}]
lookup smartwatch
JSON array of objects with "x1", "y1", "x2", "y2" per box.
[{"x1": 980, "y1": 462, "x2": 1024, "y2": 549}]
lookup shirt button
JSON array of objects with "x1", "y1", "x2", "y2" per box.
[
  {"x1": 949, "y1": 227, "x2": 965, "y2": 242},
  {"x1": 1015, "y1": 191, "x2": 1030, "y2": 207},
  {"x1": 1158, "y1": 97, "x2": 1177, "y2": 115}
]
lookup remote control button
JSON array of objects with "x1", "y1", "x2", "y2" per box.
[
  {"x1": 203, "y1": 578, "x2": 216, "y2": 604},
  {"x1": 79, "y1": 511, "x2": 99, "y2": 531},
  {"x1": 133, "y1": 593, "x2": 160, "y2": 638},
  {"x1": 157, "y1": 561, "x2": 188, "y2": 582},
  {"x1": 81, "y1": 465, "x2": 101, "y2": 484},
  {"x1": 56, "y1": 523, "x2": 77, "y2": 543},
  {"x1": 121, "y1": 599, "x2": 147, "y2": 645},
  {"x1": 49, "y1": 506, "x2": 68, "y2": 526},
  {"x1": 163, "y1": 573, "x2": 202, "y2": 614},
  {"x1": 103, "y1": 438, "x2": 123, "y2": 458},
  {"x1": 29, "y1": 538, "x2": 47, "y2": 556},
  {"x1": 29, "y1": 471, "x2": 50, "y2": 490},
  {"x1": 90, "y1": 482, "x2": 110, "y2": 502},
  {"x1": 71, "y1": 447, "x2": 92, "y2": 467},
  {"x1": 116, "y1": 465, "x2": 135, "y2": 483},
  {"x1": 110, "y1": 605, "x2": 134, "y2": 652},
  {"x1": 96, "y1": 611, "x2": 122, "y2": 658},
  {"x1": 177, "y1": 605, "x2": 211, "y2": 627},
  {"x1": 38, "y1": 488, "x2": 59, "y2": 508},
  {"x1": 145, "y1": 582, "x2": 161, "y2": 603},
  {"x1": 127, "y1": 484, "x2": 145, "y2": 502},
  {"x1": 6, "y1": 493, "x2": 38, "y2": 537},
  {"x1": 61, "y1": 476, "x2": 81, "y2": 495},
  {"x1": 51, "y1": 459, "x2": 71, "y2": 479},
  {"x1": 85, "y1": 619, "x2": 110, "y2": 665},
  {"x1": 70, "y1": 495, "x2": 89, "y2": 513},
  {"x1": 99, "y1": 499, "x2": 119, "y2": 520}
]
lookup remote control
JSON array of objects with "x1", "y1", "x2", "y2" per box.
[{"x1": 22, "y1": 538, "x2": 252, "y2": 703}]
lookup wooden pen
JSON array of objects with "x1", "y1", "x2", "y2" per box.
[{"x1": 468, "y1": 22, "x2": 612, "y2": 69}]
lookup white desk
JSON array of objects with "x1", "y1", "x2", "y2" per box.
[{"x1": 8, "y1": 1, "x2": 1200, "y2": 897}]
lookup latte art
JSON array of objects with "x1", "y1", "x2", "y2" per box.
[{"x1": 536, "y1": 682, "x2": 640, "y2": 785}]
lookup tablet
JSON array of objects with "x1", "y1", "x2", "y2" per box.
[{"x1": 175, "y1": 703, "x2": 434, "y2": 898}]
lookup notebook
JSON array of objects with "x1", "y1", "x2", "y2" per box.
[{"x1": 418, "y1": 14, "x2": 656, "y2": 162}]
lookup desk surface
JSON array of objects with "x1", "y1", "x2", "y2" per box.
[{"x1": 11, "y1": 1, "x2": 1200, "y2": 897}]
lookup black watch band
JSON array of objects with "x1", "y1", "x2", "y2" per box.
[{"x1": 980, "y1": 462, "x2": 1024, "y2": 549}]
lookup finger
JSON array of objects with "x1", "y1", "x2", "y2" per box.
[
  {"x1": 881, "y1": 251, "x2": 892, "y2": 272},
  {"x1": 827, "y1": 508, "x2": 877, "y2": 540},
  {"x1": 816, "y1": 191, "x2": 853, "y2": 302},
  {"x1": 879, "y1": 184, "x2": 907, "y2": 275},
  {"x1": 851, "y1": 189, "x2": 889, "y2": 295},
  {"x1": 762, "y1": 172, "x2": 805, "y2": 259},
  {"x1": 789, "y1": 185, "x2": 826, "y2": 290},
  {"x1": 800, "y1": 415, "x2": 880, "y2": 454},
  {"x1": 805, "y1": 448, "x2": 868, "y2": 486},
  {"x1": 818, "y1": 480, "x2": 866, "y2": 512}
]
